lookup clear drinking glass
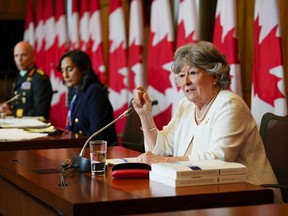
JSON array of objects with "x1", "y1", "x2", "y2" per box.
[{"x1": 89, "y1": 140, "x2": 107, "y2": 176}]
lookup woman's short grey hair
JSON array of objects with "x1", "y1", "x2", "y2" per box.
[{"x1": 171, "y1": 41, "x2": 231, "y2": 89}]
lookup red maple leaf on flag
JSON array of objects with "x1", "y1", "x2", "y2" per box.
[
  {"x1": 128, "y1": 41, "x2": 143, "y2": 91},
  {"x1": 176, "y1": 21, "x2": 197, "y2": 48},
  {"x1": 147, "y1": 33, "x2": 173, "y2": 93},
  {"x1": 253, "y1": 17, "x2": 285, "y2": 106},
  {"x1": 92, "y1": 45, "x2": 105, "y2": 80},
  {"x1": 108, "y1": 41, "x2": 128, "y2": 92},
  {"x1": 213, "y1": 16, "x2": 239, "y2": 65}
]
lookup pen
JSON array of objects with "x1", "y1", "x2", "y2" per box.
[{"x1": 121, "y1": 158, "x2": 128, "y2": 163}]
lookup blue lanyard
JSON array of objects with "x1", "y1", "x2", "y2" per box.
[{"x1": 66, "y1": 91, "x2": 78, "y2": 130}]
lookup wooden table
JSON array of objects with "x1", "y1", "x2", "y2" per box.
[
  {"x1": 0, "y1": 129, "x2": 87, "y2": 151},
  {"x1": 0, "y1": 147, "x2": 274, "y2": 216},
  {"x1": 133, "y1": 204, "x2": 288, "y2": 216}
]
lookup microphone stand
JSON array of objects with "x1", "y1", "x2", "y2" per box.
[
  {"x1": 0, "y1": 94, "x2": 20, "y2": 107},
  {"x1": 72, "y1": 107, "x2": 134, "y2": 172}
]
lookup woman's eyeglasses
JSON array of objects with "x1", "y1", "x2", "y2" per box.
[{"x1": 175, "y1": 70, "x2": 199, "y2": 85}]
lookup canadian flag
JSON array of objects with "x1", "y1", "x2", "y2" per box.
[
  {"x1": 70, "y1": 0, "x2": 80, "y2": 49},
  {"x1": 213, "y1": 0, "x2": 242, "y2": 97},
  {"x1": 174, "y1": 0, "x2": 199, "y2": 114},
  {"x1": 89, "y1": 0, "x2": 106, "y2": 83},
  {"x1": 43, "y1": 0, "x2": 56, "y2": 77},
  {"x1": 23, "y1": 0, "x2": 35, "y2": 47},
  {"x1": 34, "y1": 0, "x2": 45, "y2": 68},
  {"x1": 176, "y1": 0, "x2": 199, "y2": 48},
  {"x1": 50, "y1": 0, "x2": 69, "y2": 129},
  {"x1": 147, "y1": 0, "x2": 175, "y2": 129},
  {"x1": 43, "y1": 0, "x2": 62, "y2": 126},
  {"x1": 252, "y1": 0, "x2": 287, "y2": 127},
  {"x1": 54, "y1": 0, "x2": 68, "y2": 62},
  {"x1": 79, "y1": 0, "x2": 90, "y2": 53},
  {"x1": 128, "y1": 0, "x2": 145, "y2": 97},
  {"x1": 108, "y1": 0, "x2": 129, "y2": 134}
]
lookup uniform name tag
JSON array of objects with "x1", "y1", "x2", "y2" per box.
[{"x1": 21, "y1": 81, "x2": 31, "y2": 90}]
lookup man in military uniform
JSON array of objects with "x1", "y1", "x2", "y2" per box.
[{"x1": 2, "y1": 41, "x2": 53, "y2": 120}]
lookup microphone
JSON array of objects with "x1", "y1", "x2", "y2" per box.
[
  {"x1": 72, "y1": 106, "x2": 134, "y2": 172},
  {"x1": 0, "y1": 94, "x2": 20, "y2": 107},
  {"x1": 152, "y1": 100, "x2": 158, "y2": 106}
]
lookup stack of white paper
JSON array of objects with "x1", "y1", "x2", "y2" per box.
[
  {"x1": 0, "y1": 117, "x2": 48, "y2": 128},
  {"x1": 0, "y1": 128, "x2": 48, "y2": 141},
  {"x1": 149, "y1": 160, "x2": 247, "y2": 187}
]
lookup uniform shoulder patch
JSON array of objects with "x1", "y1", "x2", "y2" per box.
[{"x1": 36, "y1": 69, "x2": 45, "y2": 75}]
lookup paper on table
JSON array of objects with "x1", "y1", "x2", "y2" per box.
[
  {"x1": 0, "y1": 117, "x2": 48, "y2": 128},
  {"x1": 106, "y1": 157, "x2": 139, "y2": 165},
  {"x1": 0, "y1": 128, "x2": 48, "y2": 141}
]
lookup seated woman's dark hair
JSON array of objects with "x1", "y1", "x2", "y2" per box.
[{"x1": 56, "y1": 49, "x2": 102, "y2": 91}]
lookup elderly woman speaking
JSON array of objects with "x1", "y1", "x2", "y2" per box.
[{"x1": 132, "y1": 41, "x2": 281, "y2": 203}]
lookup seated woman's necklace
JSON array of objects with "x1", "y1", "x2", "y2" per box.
[{"x1": 195, "y1": 90, "x2": 220, "y2": 122}]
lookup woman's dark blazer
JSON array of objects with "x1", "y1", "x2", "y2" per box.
[{"x1": 70, "y1": 82, "x2": 118, "y2": 145}]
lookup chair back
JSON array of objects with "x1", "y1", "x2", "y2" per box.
[
  {"x1": 259, "y1": 112, "x2": 288, "y2": 202},
  {"x1": 120, "y1": 100, "x2": 158, "y2": 153}
]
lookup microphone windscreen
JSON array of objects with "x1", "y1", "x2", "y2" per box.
[
  {"x1": 152, "y1": 100, "x2": 158, "y2": 106},
  {"x1": 126, "y1": 107, "x2": 134, "y2": 116}
]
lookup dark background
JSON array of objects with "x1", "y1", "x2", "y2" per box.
[
  {"x1": 0, "y1": 20, "x2": 24, "y2": 100},
  {"x1": 0, "y1": 20, "x2": 24, "y2": 77}
]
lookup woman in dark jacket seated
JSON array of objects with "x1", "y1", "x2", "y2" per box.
[{"x1": 57, "y1": 50, "x2": 117, "y2": 145}]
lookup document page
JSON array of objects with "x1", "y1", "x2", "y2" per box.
[
  {"x1": 106, "y1": 157, "x2": 139, "y2": 165},
  {"x1": 0, "y1": 128, "x2": 48, "y2": 141},
  {"x1": 0, "y1": 117, "x2": 48, "y2": 128}
]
